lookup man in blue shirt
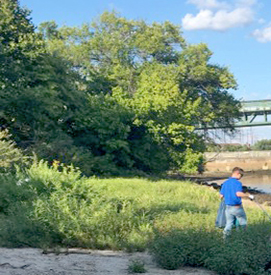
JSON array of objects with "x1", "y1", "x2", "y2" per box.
[{"x1": 220, "y1": 167, "x2": 254, "y2": 237}]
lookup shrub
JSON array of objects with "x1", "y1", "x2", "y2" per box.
[
  {"x1": 0, "y1": 173, "x2": 34, "y2": 214},
  {"x1": 252, "y1": 139, "x2": 271, "y2": 151},
  {"x1": 32, "y1": 192, "x2": 151, "y2": 249},
  {"x1": 128, "y1": 259, "x2": 147, "y2": 273},
  {"x1": 150, "y1": 229, "x2": 219, "y2": 270},
  {"x1": 150, "y1": 224, "x2": 271, "y2": 275},
  {"x1": 204, "y1": 224, "x2": 271, "y2": 275},
  {"x1": 24, "y1": 159, "x2": 82, "y2": 195},
  {"x1": 0, "y1": 206, "x2": 63, "y2": 248}
]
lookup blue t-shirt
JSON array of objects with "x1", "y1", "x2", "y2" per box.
[{"x1": 220, "y1": 177, "x2": 243, "y2": 206}]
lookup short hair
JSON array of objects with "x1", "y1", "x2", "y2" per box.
[{"x1": 232, "y1": 167, "x2": 244, "y2": 175}]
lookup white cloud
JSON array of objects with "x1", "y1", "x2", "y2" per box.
[
  {"x1": 187, "y1": 0, "x2": 229, "y2": 10},
  {"x1": 182, "y1": 7, "x2": 254, "y2": 31},
  {"x1": 183, "y1": 0, "x2": 256, "y2": 31},
  {"x1": 252, "y1": 24, "x2": 271, "y2": 43}
]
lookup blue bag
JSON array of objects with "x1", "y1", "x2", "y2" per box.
[
  {"x1": 215, "y1": 199, "x2": 226, "y2": 228},
  {"x1": 215, "y1": 199, "x2": 238, "y2": 228}
]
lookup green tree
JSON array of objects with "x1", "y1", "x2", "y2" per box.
[
  {"x1": 123, "y1": 62, "x2": 204, "y2": 173},
  {"x1": 38, "y1": 12, "x2": 241, "y2": 173},
  {"x1": 38, "y1": 12, "x2": 185, "y2": 94},
  {"x1": 178, "y1": 43, "x2": 240, "y2": 130},
  {"x1": 0, "y1": 3, "x2": 242, "y2": 175},
  {"x1": 70, "y1": 94, "x2": 169, "y2": 175},
  {"x1": 0, "y1": 0, "x2": 88, "y2": 168}
]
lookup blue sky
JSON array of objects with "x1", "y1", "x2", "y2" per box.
[{"x1": 20, "y1": 0, "x2": 271, "y2": 142}]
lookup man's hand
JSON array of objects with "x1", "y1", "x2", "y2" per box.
[{"x1": 248, "y1": 194, "x2": 255, "y2": 201}]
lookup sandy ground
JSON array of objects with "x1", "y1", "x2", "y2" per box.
[{"x1": 0, "y1": 248, "x2": 217, "y2": 275}]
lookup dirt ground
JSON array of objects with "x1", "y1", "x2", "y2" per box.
[{"x1": 0, "y1": 248, "x2": 217, "y2": 275}]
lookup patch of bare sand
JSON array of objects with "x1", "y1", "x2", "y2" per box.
[{"x1": 0, "y1": 248, "x2": 217, "y2": 275}]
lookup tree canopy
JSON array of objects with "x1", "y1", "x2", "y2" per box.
[
  {"x1": 0, "y1": 2, "x2": 241, "y2": 175},
  {"x1": 0, "y1": 0, "x2": 86, "y2": 162}
]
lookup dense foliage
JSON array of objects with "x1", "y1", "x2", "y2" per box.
[{"x1": 0, "y1": 0, "x2": 242, "y2": 175}]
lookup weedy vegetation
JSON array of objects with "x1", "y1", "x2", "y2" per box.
[{"x1": 1, "y1": 159, "x2": 271, "y2": 274}]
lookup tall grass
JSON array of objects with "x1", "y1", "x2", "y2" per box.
[{"x1": 0, "y1": 160, "x2": 271, "y2": 274}]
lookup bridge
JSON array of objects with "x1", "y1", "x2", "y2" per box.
[
  {"x1": 197, "y1": 99, "x2": 271, "y2": 129},
  {"x1": 237, "y1": 99, "x2": 271, "y2": 128}
]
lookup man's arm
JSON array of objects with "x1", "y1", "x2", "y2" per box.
[
  {"x1": 235, "y1": 181, "x2": 252, "y2": 199},
  {"x1": 236, "y1": 192, "x2": 254, "y2": 200},
  {"x1": 236, "y1": 191, "x2": 247, "y2": 197}
]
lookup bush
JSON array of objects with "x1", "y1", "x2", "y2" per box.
[
  {"x1": 15, "y1": 160, "x2": 149, "y2": 249},
  {"x1": 24, "y1": 159, "x2": 82, "y2": 195},
  {"x1": 128, "y1": 259, "x2": 147, "y2": 273},
  {"x1": 150, "y1": 229, "x2": 218, "y2": 269},
  {"x1": 205, "y1": 225, "x2": 271, "y2": 275},
  {"x1": 0, "y1": 206, "x2": 63, "y2": 248},
  {"x1": 33, "y1": 192, "x2": 151, "y2": 249},
  {"x1": 252, "y1": 139, "x2": 271, "y2": 151},
  {"x1": 0, "y1": 170, "x2": 37, "y2": 214},
  {"x1": 150, "y1": 225, "x2": 271, "y2": 275}
]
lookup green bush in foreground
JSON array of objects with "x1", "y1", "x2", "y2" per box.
[
  {"x1": 205, "y1": 224, "x2": 271, "y2": 275},
  {"x1": 150, "y1": 225, "x2": 271, "y2": 275},
  {"x1": 150, "y1": 229, "x2": 219, "y2": 269},
  {"x1": 0, "y1": 206, "x2": 63, "y2": 248}
]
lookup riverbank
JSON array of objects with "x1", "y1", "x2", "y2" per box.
[
  {"x1": 204, "y1": 151, "x2": 271, "y2": 172},
  {"x1": 176, "y1": 170, "x2": 271, "y2": 204}
]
